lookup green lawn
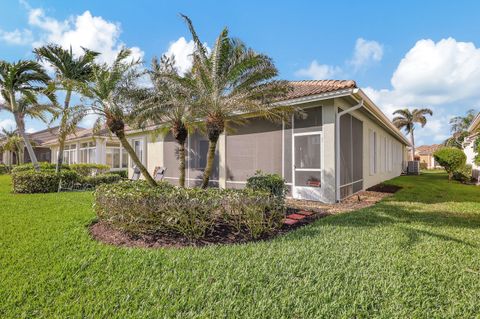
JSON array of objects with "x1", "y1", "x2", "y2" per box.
[{"x1": 1, "y1": 171, "x2": 480, "y2": 318}]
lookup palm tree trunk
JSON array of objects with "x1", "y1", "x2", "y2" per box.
[
  {"x1": 14, "y1": 114, "x2": 39, "y2": 172},
  {"x1": 410, "y1": 129, "x2": 415, "y2": 161},
  {"x1": 115, "y1": 131, "x2": 157, "y2": 187},
  {"x1": 201, "y1": 138, "x2": 218, "y2": 189},
  {"x1": 56, "y1": 91, "x2": 71, "y2": 173},
  {"x1": 178, "y1": 140, "x2": 186, "y2": 187}
]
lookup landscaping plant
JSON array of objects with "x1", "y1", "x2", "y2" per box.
[{"x1": 433, "y1": 146, "x2": 467, "y2": 180}]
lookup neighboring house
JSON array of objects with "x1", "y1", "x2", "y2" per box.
[
  {"x1": 124, "y1": 80, "x2": 410, "y2": 203},
  {"x1": 43, "y1": 127, "x2": 129, "y2": 172},
  {"x1": 0, "y1": 127, "x2": 61, "y2": 165},
  {"x1": 463, "y1": 112, "x2": 480, "y2": 179},
  {"x1": 415, "y1": 144, "x2": 442, "y2": 169}
]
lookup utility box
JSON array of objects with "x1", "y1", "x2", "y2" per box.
[{"x1": 407, "y1": 161, "x2": 420, "y2": 175}]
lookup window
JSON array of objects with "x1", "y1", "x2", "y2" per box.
[
  {"x1": 79, "y1": 142, "x2": 96, "y2": 164},
  {"x1": 131, "y1": 139, "x2": 144, "y2": 167},
  {"x1": 369, "y1": 130, "x2": 377, "y2": 175},
  {"x1": 106, "y1": 142, "x2": 127, "y2": 169},
  {"x1": 63, "y1": 144, "x2": 77, "y2": 164}
]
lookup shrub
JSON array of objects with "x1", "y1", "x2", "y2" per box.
[
  {"x1": 95, "y1": 182, "x2": 284, "y2": 240},
  {"x1": 70, "y1": 164, "x2": 110, "y2": 176},
  {"x1": 453, "y1": 164, "x2": 472, "y2": 183},
  {"x1": 81, "y1": 173, "x2": 122, "y2": 187},
  {"x1": 433, "y1": 147, "x2": 467, "y2": 180},
  {"x1": 109, "y1": 169, "x2": 128, "y2": 178},
  {"x1": 12, "y1": 162, "x2": 70, "y2": 173},
  {"x1": 12, "y1": 170, "x2": 79, "y2": 193},
  {"x1": 0, "y1": 164, "x2": 8, "y2": 175},
  {"x1": 246, "y1": 171, "x2": 287, "y2": 199}
]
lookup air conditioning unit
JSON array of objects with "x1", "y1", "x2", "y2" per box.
[{"x1": 407, "y1": 161, "x2": 420, "y2": 175}]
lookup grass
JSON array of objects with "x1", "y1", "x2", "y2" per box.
[{"x1": 1, "y1": 171, "x2": 480, "y2": 318}]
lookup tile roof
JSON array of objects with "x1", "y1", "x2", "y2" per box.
[
  {"x1": 42, "y1": 127, "x2": 110, "y2": 145},
  {"x1": 416, "y1": 144, "x2": 441, "y2": 155},
  {"x1": 281, "y1": 80, "x2": 357, "y2": 101}
]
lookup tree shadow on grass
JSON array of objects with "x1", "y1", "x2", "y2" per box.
[{"x1": 285, "y1": 201, "x2": 480, "y2": 249}]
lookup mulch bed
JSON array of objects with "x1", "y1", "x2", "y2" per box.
[{"x1": 90, "y1": 183, "x2": 401, "y2": 249}]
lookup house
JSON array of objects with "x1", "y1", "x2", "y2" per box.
[
  {"x1": 43, "y1": 126, "x2": 128, "y2": 172},
  {"x1": 43, "y1": 80, "x2": 409, "y2": 203},
  {"x1": 123, "y1": 80, "x2": 410, "y2": 203},
  {"x1": 415, "y1": 144, "x2": 442, "y2": 169},
  {"x1": 463, "y1": 112, "x2": 479, "y2": 179},
  {"x1": 0, "y1": 126, "x2": 61, "y2": 165}
]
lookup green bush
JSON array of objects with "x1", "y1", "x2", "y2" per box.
[
  {"x1": 81, "y1": 173, "x2": 122, "y2": 187},
  {"x1": 11, "y1": 162, "x2": 70, "y2": 173},
  {"x1": 95, "y1": 181, "x2": 285, "y2": 240},
  {"x1": 433, "y1": 147, "x2": 467, "y2": 180},
  {"x1": 0, "y1": 164, "x2": 8, "y2": 175},
  {"x1": 246, "y1": 171, "x2": 287, "y2": 199},
  {"x1": 70, "y1": 164, "x2": 110, "y2": 176},
  {"x1": 453, "y1": 164, "x2": 472, "y2": 183},
  {"x1": 109, "y1": 169, "x2": 128, "y2": 178},
  {"x1": 12, "y1": 170, "x2": 79, "y2": 193}
]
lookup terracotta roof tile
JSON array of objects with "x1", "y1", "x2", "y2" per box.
[
  {"x1": 280, "y1": 80, "x2": 357, "y2": 101},
  {"x1": 416, "y1": 144, "x2": 441, "y2": 155}
]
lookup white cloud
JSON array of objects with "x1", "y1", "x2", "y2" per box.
[
  {"x1": 0, "y1": 28, "x2": 33, "y2": 45},
  {"x1": 26, "y1": 127, "x2": 36, "y2": 134},
  {"x1": 349, "y1": 38, "x2": 383, "y2": 70},
  {"x1": 27, "y1": 7, "x2": 144, "y2": 64},
  {"x1": 0, "y1": 119, "x2": 16, "y2": 131},
  {"x1": 295, "y1": 38, "x2": 383, "y2": 79},
  {"x1": 164, "y1": 37, "x2": 195, "y2": 75},
  {"x1": 294, "y1": 60, "x2": 342, "y2": 79},
  {"x1": 368, "y1": 38, "x2": 480, "y2": 108}
]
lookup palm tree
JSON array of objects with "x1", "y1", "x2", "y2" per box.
[
  {"x1": 443, "y1": 109, "x2": 477, "y2": 148},
  {"x1": 133, "y1": 55, "x2": 196, "y2": 187},
  {"x1": 392, "y1": 108, "x2": 433, "y2": 160},
  {"x1": 0, "y1": 128, "x2": 24, "y2": 164},
  {"x1": 180, "y1": 15, "x2": 292, "y2": 188},
  {"x1": 34, "y1": 44, "x2": 99, "y2": 173},
  {"x1": 0, "y1": 60, "x2": 55, "y2": 171},
  {"x1": 85, "y1": 48, "x2": 156, "y2": 186}
]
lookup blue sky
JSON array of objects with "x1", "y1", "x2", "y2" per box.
[{"x1": 1, "y1": 0, "x2": 480, "y2": 145}]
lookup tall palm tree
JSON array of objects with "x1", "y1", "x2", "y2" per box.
[
  {"x1": 85, "y1": 48, "x2": 156, "y2": 186},
  {"x1": 180, "y1": 15, "x2": 292, "y2": 188},
  {"x1": 0, "y1": 60, "x2": 55, "y2": 171},
  {"x1": 392, "y1": 108, "x2": 433, "y2": 160},
  {"x1": 34, "y1": 44, "x2": 99, "y2": 173},
  {"x1": 133, "y1": 55, "x2": 196, "y2": 187}
]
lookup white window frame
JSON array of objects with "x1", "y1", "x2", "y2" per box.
[
  {"x1": 106, "y1": 143, "x2": 127, "y2": 170},
  {"x1": 63, "y1": 144, "x2": 77, "y2": 165},
  {"x1": 131, "y1": 138, "x2": 144, "y2": 168},
  {"x1": 79, "y1": 142, "x2": 96, "y2": 164}
]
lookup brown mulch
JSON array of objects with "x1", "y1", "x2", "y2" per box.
[
  {"x1": 90, "y1": 216, "x2": 324, "y2": 249},
  {"x1": 91, "y1": 184, "x2": 401, "y2": 249}
]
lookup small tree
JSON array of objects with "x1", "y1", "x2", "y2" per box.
[{"x1": 433, "y1": 147, "x2": 466, "y2": 180}]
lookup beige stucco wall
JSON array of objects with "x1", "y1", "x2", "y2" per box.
[
  {"x1": 334, "y1": 97, "x2": 407, "y2": 191},
  {"x1": 126, "y1": 132, "x2": 164, "y2": 178}
]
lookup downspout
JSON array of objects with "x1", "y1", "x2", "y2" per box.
[{"x1": 335, "y1": 98, "x2": 364, "y2": 202}]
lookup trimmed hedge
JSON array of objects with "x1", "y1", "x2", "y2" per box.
[
  {"x1": 81, "y1": 173, "x2": 122, "y2": 187},
  {"x1": 11, "y1": 162, "x2": 70, "y2": 173},
  {"x1": 109, "y1": 169, "x2": 128, "y2": 179},
  {"x1": 12, "y1": 170, "x2": 79, "y2": 193},
  {"x1": 95, "y1": 181, "x2": 285, "y2": 240},
  {"x1": 70, "y1": 164, "x2": 110, "y2": 176},
  {"x1": 246, "y1": 171, "x2": 287, "y2": 199}
]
